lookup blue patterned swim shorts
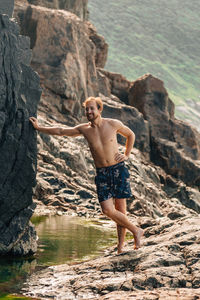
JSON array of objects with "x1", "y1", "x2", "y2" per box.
[{"x1": 95, "y1": 161, "x2": 132, "y2": 203}]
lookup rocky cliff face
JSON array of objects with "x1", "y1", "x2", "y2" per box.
[
  {"x1": 0, "y1": 12, "x2": 41, "y2": 255},
  {"x1": 10, "y1": 0, "x2": 200, "y2": 298},
  {"x1": 128, "y1": 74, "x2": 200, "y2": 187},
  {"x1": 16, "y1": 0, "x2": 88, "y2": 20},
  {"x1": 0, "y1": 0, "x2": 14, "y2": 17},
  {"x1": 13, "y1": 0, "x2": 200, "y2": 211},
  {"x1": 14, "y1": 4, "x2": 108, "y2": 122}
]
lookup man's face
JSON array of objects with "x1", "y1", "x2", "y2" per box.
[{"x1": 85, "y1": 101, "x2": 100, "y2": 121}]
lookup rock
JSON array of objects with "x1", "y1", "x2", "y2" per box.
[
  {"x1": 14, "y1": 5, "x2": 101, "y2": 119},
  {"x1": 98, "y1": 68, "x2": 131, "y2": 104},
  {"x1": 22, "y1": 216, "x2": 200, "y2": 299},
  {"x1": 128, "y1": 74, "x2": 200, "y2": 187},
  {"x1": 60, "y1": 148, "x2": 89, "y2": 175},
  {"x1": 98, "y1": 289, "x2": 200, "y2": 299},
  {"x1": 86, "y1": 23, "x2": 108, "y2": 68},
  {"x1": 151, "y1": 138, "x2": 200, "y2": 186},
  {"x1": 25, "y1": 0, "x2": 89, "y2": 20},
  {"x1": 0, "y1": 203, "x2": 36, "y2": 255},
  {"x1": 171, "y1": 184, "x2": 200, "y2": 213},
  {"x1": 15, "y1": 0, "x2": 28, "y2": 3},
  {"x1": 128, "y1": 73, "x2": 174, "y2": 120},
  {"x1": 0, "y1": 14, "x2": 41, "y2": 256},
  {"x1": 102, "y1": 98, "x2": 150, "y2": 157},
  {"x1": 32, "y1": 123, "x2": 200, "y2": 219},
  {"x1": 77, "y1": 190, "x2": 94, "y2": 199},
  {"x1": 11, "y1": 220, "x2": 38, "y2": 255},
  {"x1": 12, "y1": 0, "x2": 200, "y2": 266},
  {"x1": 0, "y1": 0, "x2": 14, "y2": 17},
  {"x1": 97, "y1": 72, "x2": 112, "y2": 98}
]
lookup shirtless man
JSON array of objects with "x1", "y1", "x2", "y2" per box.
[{"x1": 29, "y1": 96, "x2": 143, "y2": 253}]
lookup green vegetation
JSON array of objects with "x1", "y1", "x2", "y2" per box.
[
  {"x1": 0, "y1": 295, "x2": 32, "y2": 300},
  {"x1": 88, "y1": 0, "x2": 200, "y2": 106}
]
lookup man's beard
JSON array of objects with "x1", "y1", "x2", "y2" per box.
[{"x1": 86, "y1": 113, "x2": 98, "y2": 121}]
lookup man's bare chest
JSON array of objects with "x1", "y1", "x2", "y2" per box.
[{"x1": 84, "y1": 126, "x2": 117, "y2": 147}]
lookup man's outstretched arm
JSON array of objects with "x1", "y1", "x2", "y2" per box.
[{"x1": 29, "y1": 117, "x2": 82, "y2": 137}]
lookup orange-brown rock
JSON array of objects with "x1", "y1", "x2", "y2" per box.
[
  {"x1": 26, "y1": 0, "x2": 88, "y2": 20},
  {"x1": 102, "y1": 97, "x2": 150, "y2": 157},
  {"x1": 128, "y1": 74, "x2": 200, "y2": 187},
  {"x1": 14, "y1": 5, "x2": 110, "y2": 120},
  {"x1": 15, "y1": 0, "x2": 28, "y2": 4},
  {"x1": 14, "y1": 5, "x2": 101, "y2": 117},
  {"x1": 86, "y1": 23, "x2": 108, "y2": 68},
  {"x1": 98, "y1": 68, "x2": 132, "y2": 104}
]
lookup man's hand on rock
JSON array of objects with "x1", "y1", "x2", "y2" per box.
[{"x1": 29, "y1": 117, "x2": 39, "y2": 130}]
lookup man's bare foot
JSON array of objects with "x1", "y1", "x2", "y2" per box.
[
  {"x1": 117, "y1": 244, "x2": 124, "y2": 254},
  {"x1": 134, "y1": 228, "x2": 144, "y2": 250}
]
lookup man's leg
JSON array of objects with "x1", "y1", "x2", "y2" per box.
[
  {"x1": 100, "y1": 198, "x2": 143, "y2": 250},
  {"x1": 115, "y1": 198, "x2": 127, "y2": 254}
]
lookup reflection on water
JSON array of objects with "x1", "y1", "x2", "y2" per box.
[
  {"x1": 35, "y1": 215, "x2": 115, "y2": 266},
  {"x1": 0, "y1": 258, "x2": 36, "y2": 299},
  {"x1": 0, "y1": 216, "x2": 116, "y2": 298}
]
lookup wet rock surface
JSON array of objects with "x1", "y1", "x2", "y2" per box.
[
  {"x1": 22, "y1": 216, "x2": 200, "y2": 299},
  {"x1": 0, "y1": 12, "x2": 41, "y2": 255}
]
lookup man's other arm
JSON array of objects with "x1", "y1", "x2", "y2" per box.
[
  {"x1": 113, "y1": 119, "x2": 135, "y2": 161},
  {"x1": 29, "y1": 117, "x2": 82, "y2": 137}
]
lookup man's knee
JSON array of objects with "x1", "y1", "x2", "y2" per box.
[{"x1": 101, "y1": 206, "x2": 114, "y2": 217}]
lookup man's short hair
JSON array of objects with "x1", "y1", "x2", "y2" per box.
[{"x1": 82, "y1": 97, "x2": 103, "y2": 111}]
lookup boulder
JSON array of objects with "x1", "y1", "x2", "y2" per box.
[
  {"x1": 14, "y1": 5, "x2": 103, "y2": 119},
  {"x1": 0, "y1": 0, "x2": 14, "y2": 17},
  {"x1": 0, "y1": 14, "x2": 41, "y2": 255},
  {"x1": 128, "y1": 74, "x2": 200, "y2": 187},
  {"x1": 98, "y1": 68, "x2": 131, "y2": 104},
  {"x1": 23, "y1": 0, "x2": 88, "y2": 20},
  {"x1": 102, "y1": 97, "x2": 150, "y2": 157},
  {"x1": 86, "y1": 23, "x2": 108, "y2": 68}
]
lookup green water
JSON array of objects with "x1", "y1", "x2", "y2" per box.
[{"x1": 0, "y1": 215, "x2": 116, "y2": 299}]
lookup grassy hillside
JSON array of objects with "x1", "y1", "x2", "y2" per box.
[{"x1": 88, "y1": 0, "x2": 200, "y2": 110}]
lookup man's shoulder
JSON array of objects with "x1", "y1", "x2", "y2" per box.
[
  {"x1": 103, "y1": 118, "x2": 123, "y2": 128},
  {"x1": 75, "y1": 122, "x2": 90, "y2": 132}
]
